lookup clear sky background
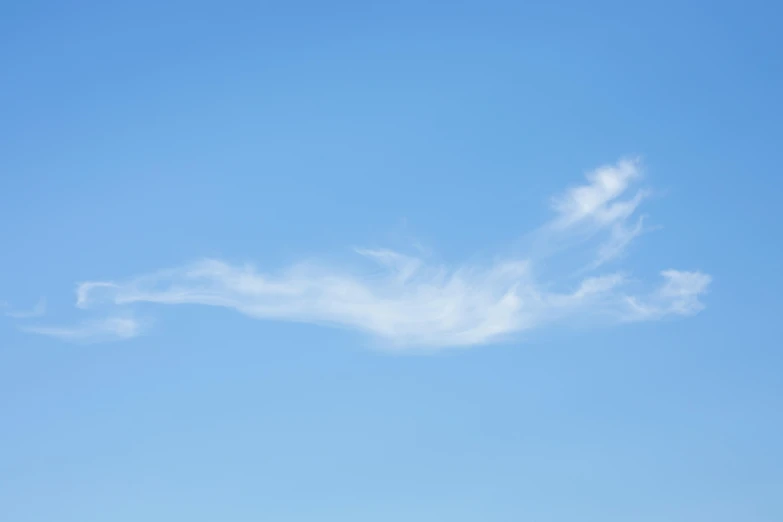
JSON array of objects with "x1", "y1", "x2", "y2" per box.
[{"x1": 1, "y1": 1, "x2": 781, "y2": 520}]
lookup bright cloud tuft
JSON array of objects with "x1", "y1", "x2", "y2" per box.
[{"x1": 552, "y1": 158, "x2": 645, "y2": 227}]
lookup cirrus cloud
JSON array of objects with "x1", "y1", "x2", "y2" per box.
[{"x1": 22, "y1": 158, "x2": 711, "y2": 349}]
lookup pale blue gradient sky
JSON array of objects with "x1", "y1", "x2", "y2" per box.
[{"x1": 1, "y1": 1, "x2": 781, "y2": 520}]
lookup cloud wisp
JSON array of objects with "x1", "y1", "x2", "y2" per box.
[
  {"x1": 3, "y1": 298, "x2": 47, "y2": 319},
  {"x1": 20, "y1": 315, "x2": 142, "y2": 343},
  {"x1": 22, "y1": 158, "x2": 711, "y2": 349}
]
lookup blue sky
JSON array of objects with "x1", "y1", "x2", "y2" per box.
[{"x1": 1, "y1": 1, "x2": 781, "y2": 520}]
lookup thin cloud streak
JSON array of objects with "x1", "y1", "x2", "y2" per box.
[
  {"x1": 4, "y1": 298, "x2": 47, "y2": 319},
  {"x1": 21, "y1": 316, "x2": 142, "y2": 343}
]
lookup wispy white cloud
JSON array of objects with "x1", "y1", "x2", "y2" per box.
[
  {"x1": 551, "y1": 158, "x2": 645, "y2": 228},
  {"x1": 22, "y1": 157, "x2": 711, "y2": 349},
  {"x1": 21, "y1": 316, "x2": 142, "y2": 343},
  {"x1": 547, "y1": 158, "x2": 651, "y2": 267},
  {"x1": 71, "y1": 258, "x2": 708, "y2": 348},
  {"x1": 592, "y1": 216, "x2": 646, "y2": 268},
  {"x1": 624, "y1": 270, "x2": 712, "y2": 320},
  {"x1": 4, "y1": 298, "x2": 47, "y2": 319}
]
